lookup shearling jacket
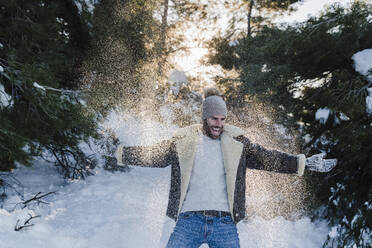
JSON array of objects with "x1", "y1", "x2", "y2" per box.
[{"x1": 115, "y1": 124, "x2": 306, "y2": 223}]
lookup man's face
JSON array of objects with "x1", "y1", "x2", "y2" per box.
[{"x1": 204, "y1": 115, "x2": 226, "y2": 139}]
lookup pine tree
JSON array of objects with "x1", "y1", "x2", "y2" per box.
[
  {"x1": 0, "y1": 0, "x2": 98, "y2": 179},
  {"x1": 211, "y1": 2, "x2": 372, "y2": 246}
]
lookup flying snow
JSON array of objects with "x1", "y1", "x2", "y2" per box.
[{"x1": 0, "y1": 111, "x2": 330, "y2": 248}]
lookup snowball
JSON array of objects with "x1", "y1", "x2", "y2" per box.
[{"x1": 315, "y1": 108, "x2": 331, "y2": 124}]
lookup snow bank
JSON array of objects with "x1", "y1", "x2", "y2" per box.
[
  {"x1": 0, "y1": 163, "x2": 171, "y2": 248},
  {"x1": 238, "y1": 216, "x2": 328, "y2": 248},
  {"x1": 0, "y1": 163, "x2": 329, "y2": 248}
]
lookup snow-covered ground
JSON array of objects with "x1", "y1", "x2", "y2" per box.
[{"x1": 0, "y1": 111, "x2": 330, "y2": 248}]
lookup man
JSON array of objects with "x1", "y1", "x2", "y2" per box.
[{"x1": 114, "y1": 88, "x2": 337, "y2": 247}]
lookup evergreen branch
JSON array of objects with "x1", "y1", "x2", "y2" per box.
[
  {"x1": 0, "y1": 173, "x2": 24, "y2": 201},
  {"x1": 0, "y1": 58, "x2": 23, "y2": 67},
  {"x1": 302, "y1": 17, "x2": 339, "y2": 39},
  {"x1": 307, "y1": 17, "x2": 339, "y2": 30},
  {"x1": 0, "y1": 128, "x2": 30, "y2": 142}
]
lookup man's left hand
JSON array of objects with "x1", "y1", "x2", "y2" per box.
[{"x1": 305, "y1": 153, "x2": 337, "y2": 172}]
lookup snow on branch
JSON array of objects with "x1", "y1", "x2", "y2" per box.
[{"x1": 32, "y1": 82, "x2": 81, "y2": 95}]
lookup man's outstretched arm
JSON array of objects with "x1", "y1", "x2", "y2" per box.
[
  {"x1": 114, "y1": 139, "x2": 176, "y2": 168},
  {"x1": 246, "y1": 140, "x2": 306, "y2": 176},
  {"x1": 242, "y1": 137, "x2": 337, "y2": 175}
]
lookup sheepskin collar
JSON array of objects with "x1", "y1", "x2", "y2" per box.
[{"x1": 174, "y1": 124, "x2": 245, "y2": 139}]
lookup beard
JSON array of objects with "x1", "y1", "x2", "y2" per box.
[{"x1": 203, "y1": 120, "x2": 223, "y2": 139}]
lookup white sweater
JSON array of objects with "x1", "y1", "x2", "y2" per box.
[{"x1": 181, "y1": 135, "x2": 230, "y2": 212}]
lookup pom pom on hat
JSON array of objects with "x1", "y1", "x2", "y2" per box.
[
  {"x1": 203, "y1": 87, "x2": 222, "y2": 98},
  {"x1": 202, "y1": 87, "x2": 227, "y2": 120}
]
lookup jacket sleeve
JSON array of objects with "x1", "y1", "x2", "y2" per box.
[
  {"x1": 240, "y1": 136, "x2": 305, "y2": 176},
  {"x1": 114, "y1": 139, "x2": 176, "y2": 168}
]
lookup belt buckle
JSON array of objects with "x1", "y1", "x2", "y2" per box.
[
  {"x1": 205, "y1": 210, "x2": 220, "y2": 217},
  {"x1": 202, "y1": 210, "x2": 211, "y2": 217}
]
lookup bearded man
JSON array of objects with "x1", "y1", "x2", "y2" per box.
[{"x1": 114, "y1": 88, "x2": 336, "y2": 248}]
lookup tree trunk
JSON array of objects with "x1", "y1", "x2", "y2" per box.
[
  {"x1": 159, "y1": 0, "x2": 169, "y2": 55},
  {"x1": 157, "y1": 0, "x2": 169, "y2": 74},
  {"x1": 247, "y1": 0, "x2": 254, "y2": 37}
]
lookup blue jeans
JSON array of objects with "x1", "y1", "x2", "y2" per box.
[{"x1": 166, "y1": 212, "x2": 240, "y2": 248}]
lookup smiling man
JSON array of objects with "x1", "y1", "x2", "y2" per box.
[{"x1": 114, "y1": 88, "x2": 337, "y2": 247}]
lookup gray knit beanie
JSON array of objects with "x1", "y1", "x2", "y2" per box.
[{"x1": 202, "y1": 88, "x2": 227, "y2": 120}]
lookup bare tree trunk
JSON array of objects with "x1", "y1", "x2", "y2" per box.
[
  {"x1": 159, "y1": 0, "x2": 169, "y2": 54},
  {"x1": 158, "y1": 0, "x2": 169, "y2": 74},
  {"x1": 247, "y1": 0, "x2": 254, "y2": 37}
]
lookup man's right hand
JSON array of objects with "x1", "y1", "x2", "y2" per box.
[{"x1": 305, "y1": 153, "x2": 337, "y2": 172}]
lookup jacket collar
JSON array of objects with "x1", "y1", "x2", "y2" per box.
[{"x1": 174, "y1": 124, "x2": 245, "y2": 139}]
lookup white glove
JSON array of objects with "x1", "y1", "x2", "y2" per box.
[{"x1": 305, "y1": 153, "x2": 337, "y2": 172}]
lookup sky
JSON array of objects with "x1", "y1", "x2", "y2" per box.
[{"x1": 281, "y1": 0, "x2": 354, "y2": 23}]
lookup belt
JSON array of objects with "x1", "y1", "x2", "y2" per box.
[{"x1": 187, "y1": 210, "x2": 231, "y2": 217}]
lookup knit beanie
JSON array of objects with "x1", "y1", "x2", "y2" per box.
[{"x1": 202, "y1": 88, "x2": 227, "y2": 120}]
